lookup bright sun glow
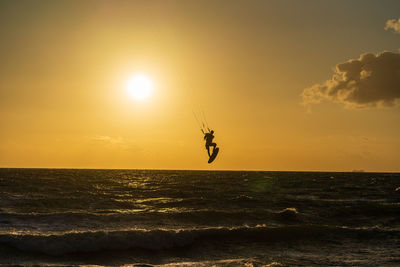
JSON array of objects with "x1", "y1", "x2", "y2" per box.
[{"x1": 126, "y1": 75, "x2": 153, "y2": 101}]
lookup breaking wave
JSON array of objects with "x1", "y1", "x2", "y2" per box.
[{"x1": 0, "y1": 224, "x2": 398, "y2": 256}]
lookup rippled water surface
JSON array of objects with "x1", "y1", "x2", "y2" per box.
[{"x1": 0, "y1": 169, "x2": 399, "y2": 266}]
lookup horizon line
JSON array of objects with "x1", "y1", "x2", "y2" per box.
[{"x1": 0, "y1": 166, "x2": 398, "y2": 174}]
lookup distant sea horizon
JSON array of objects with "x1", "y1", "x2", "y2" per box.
[{"x1": 1, "y1": 167, "x2": 399, "y2": 173}]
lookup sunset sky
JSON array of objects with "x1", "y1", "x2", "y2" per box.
[{"x1": 1, "y1": 0, "x2": 400, "y2": 171}]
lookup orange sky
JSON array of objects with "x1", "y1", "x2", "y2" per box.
[{"x1": 1, "y1": 0, "x2": 400, "y2": 171}]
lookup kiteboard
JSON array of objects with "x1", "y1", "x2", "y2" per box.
[{"x1": 208, "y1": 147, "x2": 219, "y2": 164}]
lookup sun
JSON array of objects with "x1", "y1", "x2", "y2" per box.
[{"x1": 126, "y1": 74, "x2": 153, "y2": 101}]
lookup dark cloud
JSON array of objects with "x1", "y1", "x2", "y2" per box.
[
  {"x1": 302, "y1": 51, "x2": 400, "y2": 108},
  {"x1": 385, "y1": 18, "x2": 400, "y2": 34}
]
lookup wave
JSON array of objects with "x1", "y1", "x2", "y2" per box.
[
  {"x1": 320, "y1": 202, "x2": 400, "y2": 220},
  {"x1": 0, "y1": 208, "x2": 304, "y2": 231},
  {"x1": 276, "y1": 208, "x2": 300, "y2": 221},
  {"x1": 0, "y1": 224, "x2": 398, "y2": 256},
  {"x1": 2, "y1": 202, "x2": 399, "y2": 233},
  {"x1": 2, "y1": 201, "x2": 398, "y2": 220},
  {"x1": 154, "y1": 258, "x2": 280, "y2": 267}
]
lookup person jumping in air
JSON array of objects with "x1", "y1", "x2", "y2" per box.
[{"x1": 204, "y1": 130, "x2": 217, "y2": 157}]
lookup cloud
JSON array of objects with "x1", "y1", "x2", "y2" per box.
[
  {"x1": 301, "y1": 51, "x2": 400, "y2": 108},
  {"x1": 385, "y1": 18, "x2": 400, "y2": 34}
]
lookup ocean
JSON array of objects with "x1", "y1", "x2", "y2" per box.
[{"x1": 0, "y1": 169, "x2": 399, "y2": 266}]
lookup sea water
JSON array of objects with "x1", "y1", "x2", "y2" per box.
[{"x1": 0, "y1": 169, "x2": 399, "y2": 266}]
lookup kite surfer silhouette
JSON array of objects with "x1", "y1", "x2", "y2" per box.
[
  {"x1": 204, "y1": 130, "x2": 217, "y2": 157},
  {"x1": 192, "y1": 109, "x2": 219, "y2": 163}
]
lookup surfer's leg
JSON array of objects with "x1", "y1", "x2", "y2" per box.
[
  {"x1": 210, "y1": 143, "x2": 217, "y2": 154},
  {"x1": 206, "y1": 144, "x2": 211, "y2": 157}
]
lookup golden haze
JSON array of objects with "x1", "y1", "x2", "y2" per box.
[{"x1": 1, "y1": 1, "x2": 400, "y2": 171}]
